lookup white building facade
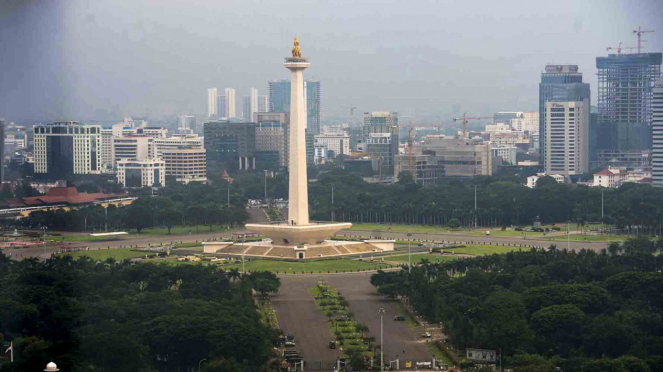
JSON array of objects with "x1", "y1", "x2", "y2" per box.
[
  {"x1": 114, "y1": 136, "x2": 155, "y2": 162},
  {"x1": 491, "y1": 146, "x2": 517, "y2": 165},
  {"x1": 544, "y1": 100, "x2": 589, "y2": 177},
  {"x1": 117, "y1": 158, "x2": 165, "y2": 187},
  {"x1": 653, "y1": 77, "x2": 663, "y2": 187},
  {"x1": 161, "y1": 148, "x2": 207, "y2": 183},
  {"x1": 207, "y1": 88, "x2": 218, "y2": 118},
  {"x1": 33, "y1": 122, "x2": 102, "y2": 177},
  {"x1": 314, "y1": 133, "x2": 350, "y2": 157}
]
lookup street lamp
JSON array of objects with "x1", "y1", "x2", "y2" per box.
[
  {"x1": 406, "y1": 233, "x2": 412, "y2": 273},
  {"x1": 567, "y1": 220, "x2": 570, "y2": 251},
  {"x1": 378, "y1": 308, "x2": 386, "y2": 372},
  {"x1": 198, "y1": 358, "x2": 207, "y2": 372}
]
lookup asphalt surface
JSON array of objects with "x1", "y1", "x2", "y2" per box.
[
  {"x1": 340, "y1": 229, "x2": 611, "y2": 252},
  {"x1": 274, "y1": 274, "x2": 431, "y2": 365},
  {"x1": 272, "y1": 275, "x2": 341, "y2": 363}
]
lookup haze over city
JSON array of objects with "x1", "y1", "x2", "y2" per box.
[{"x1": 2, "y1": 0, "x2": 662, "y2": 123}]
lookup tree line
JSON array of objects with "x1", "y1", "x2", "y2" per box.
[
  {"x1": 308, "y1": 169, "x2": 663, "y2": 233},
  {"x1": 0, "y1": 252, "x2": 281, "y2": 372},
  {"x1": 370, "y1": 238, "x2": 663, "y2": 371}
]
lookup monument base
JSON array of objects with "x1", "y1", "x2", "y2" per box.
[{"x1": 244, "y1": 222, "x2": 352, "y2": 246}]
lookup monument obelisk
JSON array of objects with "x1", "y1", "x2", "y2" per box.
[
  {"x1": 285, "y1": 36, "x2": 310, "y2": 226},
  {"x1": 244, "y1": 37, "x2": 351, "y2": 247}
]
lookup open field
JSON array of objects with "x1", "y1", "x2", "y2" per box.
[
  {"x1": 386, "y1": 253, "x2": 457, "y2": 264},
  {"x1": 63, "y1": 249, "x2": 149, "y2": 260},
  {"x1": 348, "y1": 223, "x2": 630, "y2": 240},
  {"x1": 221, "y1": 258, "x2": 394, "y2": 273}
]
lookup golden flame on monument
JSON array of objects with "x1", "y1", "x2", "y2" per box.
[{"x1": 292, "y1": 36, "x2": 301, "y2": 58}]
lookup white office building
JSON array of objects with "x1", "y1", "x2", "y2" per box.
[
  {"x1": 207, "y1": 88, "x2": 218, "y2": 118},
  {"x1": 153, "y1": 135, "x2": 204, "y2": 157},
  {"x1": 114, "y1": 136, "x2": 155, "y2": 162},
  {"x1": 33, "y1": 121, "x2": 102, "y2": 177},
  {"x1": 225, "y1": 88, "x2": 236, "y2": 118},
  {"x1": 117, "y1": 158, "x2": 165, "y2": 187},
  {"x1": 653, "y1": 77, "x2": 663, "y2": 187},
  {"x1": 314, "y1": 133, "x2": 350, "y2": 158},
  {"x1": 258, "y1": 95, "x2": 269, "y2": 113},
  {"x1": 523, "y1": 111, "x2": 539, "y2": 133},
  {"x1": 544, "y1": 100, "x2": 589, "y2": 177},
  {"x1": 491, "y1": 146, "x2": 517, "y2": 165},
  {"x1": 100, "y1": 127, "x2": 115, "y2": 171}
]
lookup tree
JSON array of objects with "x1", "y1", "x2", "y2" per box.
[
  {"x1": 448, "y1": 218, "x2": 461, "y2": 229},
  {"x1": 160, "y1": 207, "x2": 183, "y2": 234},
  {"x1": 124, "y1": 202, "x2": 152, "y2": 233}
]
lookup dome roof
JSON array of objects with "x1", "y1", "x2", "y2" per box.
[{"x1": 45, "y1": 362, "x2": 59, "y2": 371}]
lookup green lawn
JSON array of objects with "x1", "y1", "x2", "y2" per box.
[
  {"x1": 386, "y1": 253, "x2": 457, "y2": 264},
  {"x1": 46, "y1": 234, "x2": 125, "y2": 243},
  {"x1": 62, "y1": 248, "x2": 149, "y2": 261},
  {"x1": 133, "y1": 225, "x2": 230, "y2": 236},
  {"x1": 450, "y1": 244, "x2": 523, "y2": 255},
  {"x1": 347, "y1": 223, "x2": 627, "y2": 240},
  {"x1": 172, "y1": 242, "x2": 204, "y2": 249},
  {"x1": 546, "y1": 234, "x2": 629, "y2": 243},
  {"x1": 221, "y1": 258, "x2": 393, "y2": 274}
]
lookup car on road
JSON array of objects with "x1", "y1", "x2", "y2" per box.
[
  {"x1": 329, "y1": 340, "x2": 337, "y2": 349},
  {"x1": 422, "y1": 332, "x2": 432, "y2": 338},
  {"x1": 393, "y1": 315, "x2": 405, "y2": 321},
  {"x1": 285, "y1": 341, "x2": 296, "y2": 347},
  {"x1": 286, "y1": 333, "x2": 295, "y2": 341}
]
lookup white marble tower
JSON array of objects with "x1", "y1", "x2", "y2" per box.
[{"x1": 285, "y1": 37, "x2": 310, "y2": 226}]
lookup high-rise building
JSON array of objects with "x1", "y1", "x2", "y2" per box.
[
  {"x1": 177, "y1": 115, "x2": 195, "y2": 134},
  {"x1": 207, "y1": 88, "x2": 218, "y2": 118},
  {"x1": 596, "y1": 52, "x2": 663, "y2": 167},
  {"x1": 0, "y1": 119, "x2": 5, "y2": 183},
  {"x1": 363, "y1": 112, "x2": 399, "y2": 172},
  {"x1": 117, "y1": 158, "x2": 165, "y2": 187},
  {"x1": 218, "y1": 95, "x2": 227, "y2": 118},
  {"x1": 255, "y1": 112, "x2": 288, "y2": 168},
  {"x1": 203, "y1": 120, "x2": 257, "y2": 171},
  {"x1": 258, "y1": 95, "x2": 269, "y2": 113},
  {"x1": 653, "y1": 77, "x2": 663, "y2": 187},
  {"x1": 225, "y1": 88, "x2": 236, "y2": 118},
  {"x1": 539, "y1": 64, "x2": 591, "y2": 165},
  {"x1": 100, "y1": 127, "x2": 115, "y2": 171},
  {"x1": 544, "y1": 100, "x2": 590, "y2": 178},
  {"x1": 523, "y1": 111, "x2": 540, "y2": 133},
  {"x1": 249, "y1": 88, "x2": 258, "y2": 120},
  {"x1": 314, "y1": 133, "x2": 350, "y2": 158},
  {"x1": 268, "y1": 79, "x2": 321, "y2": 163},
  {"x1": 33, "y1": 121, "x2": 102, "y2": 179}
]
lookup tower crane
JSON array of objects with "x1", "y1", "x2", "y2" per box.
[
  {"x1": 453, "y1": 112, "x2": 492, "y2": 138},
  {"x1": 633, "y1": 26, "x2": 655, "y2": 54},
  {"x1": 606, "y1": 42, "x2": 636, "y2": 55}
]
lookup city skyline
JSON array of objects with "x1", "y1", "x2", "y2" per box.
[{"x1": 1, "y1": 0, "x2": 661, "y2": 124}]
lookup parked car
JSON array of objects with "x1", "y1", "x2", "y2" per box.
[
  {"x1": 286, "y1": 333, "x2": 295, "y2": 341},
  {"x1": 285, "y1": 341, "x2": 296, "y2": 347},
  {"x1": 422, "y1": 332, "x2": 432, "y2": 338},
  {"x1": 393, "y1": 315, "x2": 406, "y2": 321},
  {"x1": 329, "y1": 341, "x2": 337, "y2": 349}
]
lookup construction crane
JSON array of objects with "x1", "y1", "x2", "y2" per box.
[
  {"x1": 633, "y1": 26, "x2": 655, "y2": 54},
  {"x1": 606, "y1": 42, "x2": 636, "y2": 55},
  {"x1": 342, "y1": 106, "x2": 357, "y2": 116},
  {"x1": 453, "y1": 112, "x2": 492, "y2": 138}
]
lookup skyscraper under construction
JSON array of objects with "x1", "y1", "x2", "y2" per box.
[{"x1": 595, "y1": 52, "x2": 662, "y2": 167}]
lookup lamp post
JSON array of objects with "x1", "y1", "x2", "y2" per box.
[
  {"x1": 567, "y1": 220, "x2": 570, "y2": 251},
  {"x1": 198, "y1": 358, "x2": 207, "y2": 372},
  {"x1": 406, "y1": 233, "x2": 412, "y2": 273},
  {"x1": 378, "y1": 308, "x2": 386, "y2": 372},
  {"x1": 264, "y1": 170, "x2": 268, "y2": 204}
]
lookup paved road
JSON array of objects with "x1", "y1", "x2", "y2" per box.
[
  {"x1": 272, "y1": 276, "x2": 340, "y2": 362},
  {"x1": 327, "y1": 273, "x2": 432, "y2": 362},
  {"x1": 274, "y1": 273, "x2": 431, "y2": 365},
  {"x1": 340, "y1": 229, "x2": 611, "y2": 252}
]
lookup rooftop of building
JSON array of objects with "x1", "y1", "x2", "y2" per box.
[{"x1": 597, "y1": 52, "x2": 663, "y2": 68}]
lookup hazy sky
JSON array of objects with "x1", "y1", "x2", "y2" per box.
[{"x1": 1, "y1": 0, "x2": 662, "y2": 124}]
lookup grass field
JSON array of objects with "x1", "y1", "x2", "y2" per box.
[
  {"x1": 386, "y1": 253, "x2": 457, "y2": 264},
  {"x1": 172, "y1": 242, "x2": 204, "y2": 249},
  {"x1": 221, "y1": 258, "x2": 393, "y2": 273},
  {"x1": 62, "y1": 248, "x2": 149, "y2": 261}
]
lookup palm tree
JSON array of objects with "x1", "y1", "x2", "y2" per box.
[{"x1": 227, "y1": 268, "x2": 241, "y2": 282}]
